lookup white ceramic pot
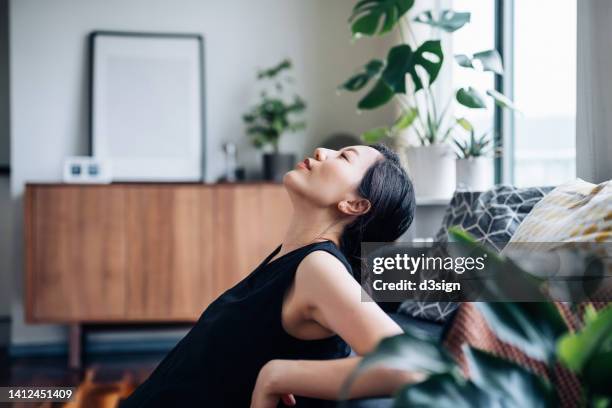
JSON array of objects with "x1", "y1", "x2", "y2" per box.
[
  {"x1": 456, "y1": 157, "x2": 493, "y2": 191},
  {"x1": 404, "y1": 144, "x2": 456, "y2": 200}
]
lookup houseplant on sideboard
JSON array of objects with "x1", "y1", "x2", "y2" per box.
[
  {"x1": 339, "y1": 1, "x2": 515, "y2": 200},
  {"x1": 243, "y1": 59, "x2": 306, "y2": 182}
]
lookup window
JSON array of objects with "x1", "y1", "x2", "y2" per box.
[
  {"x1": 451, "y1": 0, "x2": 496, "y2": 139},
  {"x1": 511, "y1": 0, "x2": 577, "y2": 186},
  {"x1": 450, "y1": 1, "x2": 577, "y2": 186}
]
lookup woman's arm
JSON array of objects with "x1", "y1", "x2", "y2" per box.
[
  {"x1": 251, "y1": 250, "x2": 425, "y2": 407},
  {"x1": 252, "y1": 356, "x2": 423, "y2": 406}
]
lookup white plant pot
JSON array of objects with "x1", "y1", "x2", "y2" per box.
[
  {"x1": 456, "y1": 157, "x2": 493, "y2": 191},
  {"x1": 404, "y1": 144, "x2": 456, "y2": 201}
]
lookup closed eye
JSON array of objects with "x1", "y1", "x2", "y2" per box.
[{"x1": 341, "y1": 152, "x2": 350, "y2": 161}]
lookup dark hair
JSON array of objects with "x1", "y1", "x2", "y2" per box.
[{"x1": 339, "y1": 143, "x2": 416, "y2": 280}]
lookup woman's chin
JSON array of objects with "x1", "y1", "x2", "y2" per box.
[
  {"x1": 283, "y1": 169, "x2": 307, "y2": 193},
  {"x1": 282, "y1": 169, "x2": 299, "y2": 187}
]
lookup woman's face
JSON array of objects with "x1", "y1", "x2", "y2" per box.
[{"x1": 283, "y1": 145, "x2": 382, "y2": 208}]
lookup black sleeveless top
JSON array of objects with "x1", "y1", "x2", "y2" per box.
[{"x1": 120, "y1": 241, "x2": 352, "y2": 407}]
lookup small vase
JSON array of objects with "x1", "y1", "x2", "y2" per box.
[
  {"x1": 456, "y1": 157, "x2": 493, "y2": 191},
  {"x1": 263, "y1": 153, "x2": 295, "y2": 182},
  {"x1": 404, "y1": 144, "x2": 456, "y2": 200}
]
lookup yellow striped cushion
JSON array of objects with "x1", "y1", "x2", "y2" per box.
[{"x1": 507, "y1": 179, "x2": 612, "y2": 246}]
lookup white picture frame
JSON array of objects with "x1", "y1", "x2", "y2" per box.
[{"x1": 90, "y1": 31, "x2": 205, "y2": 181}]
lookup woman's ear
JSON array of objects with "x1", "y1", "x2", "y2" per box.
[{"x1": 337, "y1": 198, "x2": 371, "y2": 216}]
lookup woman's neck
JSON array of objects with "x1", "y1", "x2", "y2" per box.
[{"x1": 277, "y1": 203, "x2": 346, "y2": 257}]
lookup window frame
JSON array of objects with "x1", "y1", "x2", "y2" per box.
[{"x1": 494, "y1": 0, "x2": 515, "y2": 185}]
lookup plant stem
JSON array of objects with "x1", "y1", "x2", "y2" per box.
[
  {"x1": 405, "y1": 17, "x2": 418, "y2": 48},
  {"x1": 399, "y1": 23, "x2": 407, "y2": 44}
]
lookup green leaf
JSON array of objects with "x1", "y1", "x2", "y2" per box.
[
  {"x1": 487, "y1": 89, "x2": 518, "y2": 110},
  {"x1": 456, "y1": 87, "x2": 486, "y2": 109},
  {"x1": 257, "y1": 59, "x2": 292, "y2": 79},
  {"x1": 583, "y1": 350, "x2": 612, "y2": 397},
  {"x1": 340, "y1": 59, "x2": 385, "y2": 91},
  {"x1": 350, "y1": 0, "x2": 415, "y2": 37},
  {"x1": 393, "y1": 374, "x2": 496, "y2": 408},
  {"x1": 358, "y1": 79, "x2": 395, "y2": 110},
  {"x1": 453, "y1": 139, "x2": 469, "y2": 159},
  {"x1": 456, "y1": 117, "x2": 473, "y2": 132},
  {"x1": 557, "y1": 305, "x2": 612, "y2": 373},
  {"x1": 464, "y1": 346, "x2": 557, "y2": 407},
  {"x1": 413, "y1": 9, "x2": 471, "y2": 32},
  {"x1": 559, "y1": 305, "x2": 612, "y2": 397},
  {"x1": 391, "y1": 108, "x2": 418, "y2": 133},
  {"x1": 339, "y1": 332, "x2": 457, "y2": 399},
  {"x1": 583, "y1": 304, "x2": 599, "y2": 326},
  {"x1": 361, "y1": 126, "x2": 390, "y2": 143},
  {"x1": 382, "y1": 41, "x2": 444, "y2": 93},
  {"x1": 476, "y1": 303, "x2": 567, "y2": 362},
  {"x1": 455, "y1": 50, "x2": 503, "y2": 75},
  {"x1": 473, "y1": 50, "x2": 504, "y2": 74},
  {"x1": 455, "y1": 54, "x2": 474, "y2": 68}
]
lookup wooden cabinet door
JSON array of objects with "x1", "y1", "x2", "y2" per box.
[
  {"x1": 212, "y1": 185, "x2": 264, "y2": 295},
  {"x1": 26, "y1": 183, "x2": 292, "y2": 323},
  {"x1": 26, "y1": 186, "x2": 126, "y2": 322},
  {"x1": 259, "y1": 185, "x2": 292, "y2": 256},
  {"x1": 212, "y1": 184, "x2": 293, "y2": 296},
  {"x1": 124, "y1": 186, "x2": 213, "y2": 320}
]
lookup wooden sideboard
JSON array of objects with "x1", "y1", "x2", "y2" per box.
[{"x1": 24, "y1": 183, "x2": 292, "y2": 366}]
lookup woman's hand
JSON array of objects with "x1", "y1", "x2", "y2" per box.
[{"x1": 251, "y1": 360, "x2": 296, "y2": 408}]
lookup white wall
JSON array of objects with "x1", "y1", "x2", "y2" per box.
[{"x1": 9, "y1": 0, "x2": 394, "y2": 345}]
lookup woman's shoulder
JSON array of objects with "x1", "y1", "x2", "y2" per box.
[
  {"x1": 291, "y1": 245, "x2": 363, "y2": 314},
  {"x1": 294, "y1": 245, "x2": 355, "y2": 288},
  {"x1": 300, "y1": 241, "x2": 352, "y2": 274}
]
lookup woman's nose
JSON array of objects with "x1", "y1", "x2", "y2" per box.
[{"x1": 314, "y1": 148, "x2": 334, "y2": 161}]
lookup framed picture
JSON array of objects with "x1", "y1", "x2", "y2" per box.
[{"x1": 89, "y1": 31, "x2": 205, "y2": 181}]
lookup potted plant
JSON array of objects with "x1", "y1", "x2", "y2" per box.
[
  {"x1": 453, "y1": 119, "x2": 494, "y2": 191},
  {"x1": 243, "y1": 59, "x2": 306, "y2": 182},
  {"x1": 339, "y1": 2, "x2": 515, "y2": 200}
]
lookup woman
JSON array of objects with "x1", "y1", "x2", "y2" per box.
[{"x1": 120, "y1": 144, "x2": 419, "y2": 408}]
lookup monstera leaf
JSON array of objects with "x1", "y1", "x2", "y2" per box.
[
  {"x1": 393, "y1": 374, "x2": 496, "y2": 408},
  {"x1": 350, "y1": 0, "x2": 415, "y2": 37},
  {"x1": 414, "y1": 9, "x2": 471, "y2": 32},
  {"x1": 354, "y1": 41, "x2": 443, "y2": 110},
  {"x1": 455, "y1": 49, "x2": 503, "y2": 74},
  {"x1": 357, "y1": 80, "x2": 395, "y2": 109},
  {"x1": 339, "y1": 332, "x2": 457, "y2": 400},
  {"x1": 381, "y1": 41, "x2": 444, "y2": 92},
  {"x1": 487, "y1": 89, "x2": 518, "y2": 110},
  {"x1": 476, "y1": 303, "x2": 567, "y2": 362},
  {"x1": 456, "y1": 87, "x2": 486, "y2": 108},
  {"x1": 464, "y1": 347, "x2": 557, "y2": 407},
  {"x1": 340, "y1": 59, "x2": 385, "y2": 91}
]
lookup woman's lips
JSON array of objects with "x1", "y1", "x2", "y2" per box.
[{"x1": 297, "y1": 158, "x2": 311, "y2": 171}]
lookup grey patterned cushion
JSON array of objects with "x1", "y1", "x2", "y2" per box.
[{"x1": 398, "y1": 185, "x2": 553, "y2": 322}]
